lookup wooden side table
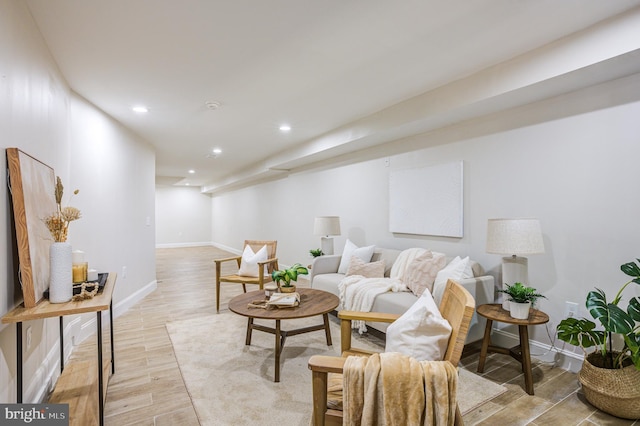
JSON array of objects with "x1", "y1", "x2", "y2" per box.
[{"x1": 476, "y1": 303, "x2": 549, "y2": 395}]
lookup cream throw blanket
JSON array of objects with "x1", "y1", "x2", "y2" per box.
[
  {"x1": 343, "y1": 353, "x2": 458, "y2": 426},
  {"x1": 338, "y1": 276, "x2": 408, "y2": 333}
]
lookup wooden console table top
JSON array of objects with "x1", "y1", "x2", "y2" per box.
[{"x1": 2, "y1": 273, "x2": 116, "y2": 323}]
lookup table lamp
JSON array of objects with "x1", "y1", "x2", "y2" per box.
[
  {"x1": 486, "y1": 218, "x2": 545, "y2": 310},
  {"x1": 313, "y1": 216, "x2": 341, "y2": 255}
]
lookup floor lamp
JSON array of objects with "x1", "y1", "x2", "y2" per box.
[
  {"x1": 486, "y1": 218, "x2": 545, "y2": 310},
  {"x1": 313, "y1": 216, "x2": 341, "y2": 256}
]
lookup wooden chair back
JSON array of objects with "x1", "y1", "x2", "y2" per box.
[{"x1": 439, "y1": 279, "x2": 476, "y2": 366}]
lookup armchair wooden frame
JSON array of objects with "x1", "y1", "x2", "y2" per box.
[
  {"x1": 214, "y1": 240, "x2": 279, "y2": 313},
  {"x1": 308, "y1": 279, "x2": 475, "y2": 426}
]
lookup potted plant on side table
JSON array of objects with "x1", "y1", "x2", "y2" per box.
[
  {"x1": 556, "y1": 258, "x2": 640, "y2": 419},
  {"x1": 498, "y1": 282, "x2": 546, "y2": 319},
  {"x1": 271, "y1": 263, "x2": 309, "y2": 293}
]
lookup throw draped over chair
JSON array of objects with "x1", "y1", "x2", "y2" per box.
[
  {"x1": 308, "y1": 279, "x2": 475, "y2": 426},
  {"x1": 214, "y1": 240, "x2": 278, "y2": 313}
]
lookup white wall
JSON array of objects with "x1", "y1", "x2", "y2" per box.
[
  {"x1": 212, "y1": 75, "x2": 640, "y2": 367},
  {"x1": 155, "y1": 185, "x2": 212, "y2": 247},
  {"x1": 0, "y1": 0, "x2": 156, "y2": 403}
]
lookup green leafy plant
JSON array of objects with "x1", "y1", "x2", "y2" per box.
[
  {"x1": 271, "y1": 263, "x2": 309, "y2": 288},
  {"x1": 557, "y1": 259, "x2": 640, "y2": 370},
  {"x1": 498, "y1": 282, "x2": 546, "y2": 304},
  {"x1": 309, "y1": 248, "x2": 324, "y2": 258}
]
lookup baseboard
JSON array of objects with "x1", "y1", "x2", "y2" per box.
[
  {"x1": 113, "y1": 279, "x2": 157, "y2": 318},
  {"x1": 211, "y1": 242, "x2": 241, "y2": 255},
  {"x1": 156, "y1": 242, "x2": 214, "y2": 248},
  {"x1": 490, "y1": 327, "x2": 585, "y2": 373}
]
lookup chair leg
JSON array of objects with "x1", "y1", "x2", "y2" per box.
[
  {"x1": 311, "y1": 370, "x2": 328, "y2": 426},
  {"x1": 215, "y1": 262, "x2": 221, "y2": 313},
  {"x1": 242, "y1": 283, "x2": 247, "y2": 293},
  {"x1": 216, "y1": 279, "x2": 221, "y2": 313}
]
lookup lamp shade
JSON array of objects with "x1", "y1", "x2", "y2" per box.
[
  {"x1": 314, "y1": 216, "x2": 341, "y2": 236},
  {"x1": 486, "y1": 218, "x2": 545, "y2": 255}
]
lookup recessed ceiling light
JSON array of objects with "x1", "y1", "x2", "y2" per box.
[
  {"x1": 132, "y1": 105, "x2": 148, "y2": 113},
  {"x1": 185, "y1": 182, "x2": 190, "y2": 186},
  {"x1": 188, "y1": 169, "x2": 195, "y2": 174},
  {"x1": 279, "y1": 124, "x2": 291, "y2": 132},
  {"x1": 212, "y1": 148, "x2": 222, "y2": 155}
]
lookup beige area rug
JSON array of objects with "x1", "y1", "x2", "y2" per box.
[{"x1": 166, "y1": 313, "x2": 506, "y2": 425}]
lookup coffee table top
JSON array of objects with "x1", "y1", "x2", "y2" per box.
[{"x1": 228, "y1": 287, "x2": 339, "y2": 320}]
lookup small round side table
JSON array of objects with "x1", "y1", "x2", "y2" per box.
[{"x1": 476, "y1": 303, "x2": 549, "y2": 395}]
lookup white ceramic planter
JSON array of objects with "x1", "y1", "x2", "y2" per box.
[{"x1": 509, "y1": 301, "x2": 531, "y2": 319}]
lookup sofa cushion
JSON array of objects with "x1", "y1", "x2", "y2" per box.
[
  {"x1": 346, "y1": 256, "x2": 385, "y2": 278},
  {"x1": 370, "y1": 248, "x2": 401, "y2": 277},
  {"x1": 385, "y1": 290, "x2": 452, "y2": 361},
  {"x1": 338, "y1": 239, "x2": 375, "y2": 274},
  {"x1": 404, "y1": 251, "x2": 447, "y2": 297}
]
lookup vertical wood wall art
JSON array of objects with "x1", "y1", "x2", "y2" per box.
[{"x1": 6, "y1": 148, "x2": 57, "y2": 307}]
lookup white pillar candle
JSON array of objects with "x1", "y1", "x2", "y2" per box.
[
  {"x1": 72, "y1": 250, "x2": 85, "y2": 264},
  {"x1": 87, "y1": 269, "x2": 99, "y2": 282}
]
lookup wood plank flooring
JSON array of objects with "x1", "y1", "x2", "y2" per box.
[{"x1": 67, "y1": 246, "x2": 638, "y2": 425}]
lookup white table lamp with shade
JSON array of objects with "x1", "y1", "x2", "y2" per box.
[
  {"x1": 313, "y1": 216, "x2": 341, "y2": 256},
  {"x1": 486, "y1": 218, "x2": 545, "y2": 310}
]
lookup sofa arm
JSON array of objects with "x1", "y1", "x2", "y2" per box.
[
  {"x1": 309, "y1": 255, "x2": 342, "y2": 282},
  {"x1": 455, "y1": 275, "x2": 495, "y2": 343}
]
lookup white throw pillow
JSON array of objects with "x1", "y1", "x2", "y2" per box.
[
  {"x1": 432, "y1": 256, "x2": 474, "y2": 305},
  {"x1": 338, "y1": 240, "x2": 375, "y2": 274},
  {"x1": 238, "y1": 244, "x2": 268, "y2": 277},
  {"x1": 385, "y1": 290, "x2": 452, "y2": 361}
]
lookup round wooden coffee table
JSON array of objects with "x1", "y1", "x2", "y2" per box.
[{"x1": 228, "y1": 287, "x2": 339, "y2": 382}]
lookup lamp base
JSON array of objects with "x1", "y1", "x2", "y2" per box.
[
  {"x1": 501, "y1": 256, "x2": 529, "y2": 310},
  {"x1": 320, "y1": 237, "x2": 335, "y2": 256}
]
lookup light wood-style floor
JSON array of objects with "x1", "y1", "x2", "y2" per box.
[{"x1": 68, "y1": 246, "x2": 638, "y2": 425}]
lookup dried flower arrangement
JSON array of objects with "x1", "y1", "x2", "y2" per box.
[{"x1": 44, "y1": 176, "x2": 81, "y2": 242}]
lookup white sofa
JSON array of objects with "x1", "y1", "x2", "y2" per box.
[{"x1": 310, "y1": 247, "x2": 495, "y2": 343}]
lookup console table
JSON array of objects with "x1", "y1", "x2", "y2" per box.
[{"x1": 1, "y1": 273, "x2": 117, "y2": 426}]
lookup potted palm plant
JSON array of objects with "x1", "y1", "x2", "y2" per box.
[
  {"x1": 498, "y1": 282, "x2": 546, "y2": 319},
  {"x1": 271, "y1": 263, "x2": 309, "y2": 293},
  {"x1": 556, "y1": 259, "x2": 640, "y2": 419}
]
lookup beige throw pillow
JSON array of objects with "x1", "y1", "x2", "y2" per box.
[
  {"x1": 404, "y1": 251, "x2": 447, "y2": 297},
  {"x1": 345, "y1": 256, "x2": 385, "y2": 278}
]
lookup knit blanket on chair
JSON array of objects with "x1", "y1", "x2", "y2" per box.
[
  {"x1": 338, "y1": 275, "x2": 407, "y2": 333},
  {"x1": 343, "y1": 352, "x2": 458, "y2": 426}
]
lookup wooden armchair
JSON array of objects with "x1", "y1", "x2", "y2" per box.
[
  {"x1": 214, "y1": 240, "x2": 278, "y2": 313},
  {"x1": 308, "y1": 279, "x2": 475, "y2": 426}
]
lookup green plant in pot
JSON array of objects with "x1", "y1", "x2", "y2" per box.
[
  {"x1": 309, "y1": 248, "x2": 324, "y2": 258},
  {"x1": 498, "y1": 282, "x2": 546, "y2": 319},
  {"x1": 556, "y1": 259, "x2": 640, "y2": 419},
  {"x1": 271, "y1": 263, "x2": 309, "y2": 293}
]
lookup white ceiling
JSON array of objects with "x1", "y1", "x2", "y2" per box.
[{"x1": 26, "y1": 0, "x2": 640, "y2": 192}]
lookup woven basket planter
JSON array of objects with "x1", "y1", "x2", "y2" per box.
[{"x1": 579, "y1": 352, "x2": 640, "y2": 419}]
